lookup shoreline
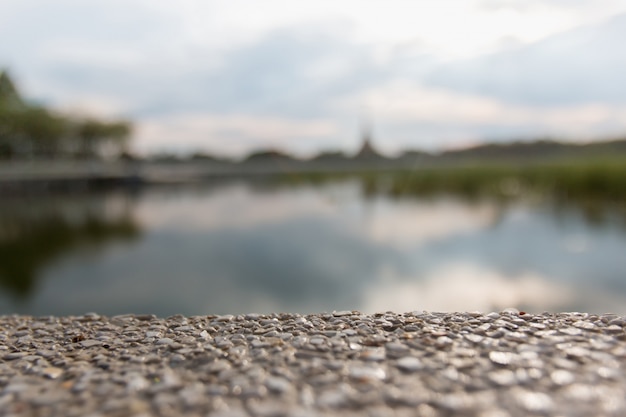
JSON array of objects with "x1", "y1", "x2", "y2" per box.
[{"x1": 1, "y1": 311, "x2": 625, "y2": 416}]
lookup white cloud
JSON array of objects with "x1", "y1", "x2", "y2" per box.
[
  {"x1": 361, "y1": 263, "x2": 577, "y2": 313},
  {"x1": 337, "y1": 80, "x2": 626, "y2": 150},
  {"x1": 156, "y1": 0, "x2": 626, "y2": 59},
  {"x1": 135, "y1": 181, "x2": 340, "y2": 231},
  {"x1": 337, "y1": 81, "x2": 505, "y2": 124},
  {"x1": 135, "y1": 113, "x2": 338, "y2": 156},
  {"x1": 425, "y1": 11, "x2": 626, "y2": 106},
  {"x1": 5, "y1": 0, "x2": 624, "y2": 66},
  {"x1": 361, "y1": 261, "x2": 626, "y2": 315},
  {"x1": 38, "y1": 40, "x2": 146, "y2": 70},
  {"x1": 359, "y1": 197, "x2": 499, "y2": 247},
  {"x1": 56, "y1": 96, "x2": 135, "y2": 119},
  {"x1": 2, "y1": 1, "x2": 626, "y2": 155}
]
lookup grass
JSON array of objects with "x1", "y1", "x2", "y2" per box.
[
  {"x1": 280, "y1": 155, "x2": 626, "y2": 203},
  {"x1": 386, "y1": 157, "x2": 626, "y2": 201}
]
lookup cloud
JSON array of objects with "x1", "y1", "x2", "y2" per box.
[
  {"x1": 359, "y1": 199, "x2": 626, "y2": 314},
  {"x1": 131, "y1": 27, "x2": 386, "y2": 119},
  {"x1": 361, "y1": 260, "x2": 626, "y2": 315},
  {"x1": 0, "y1": 0, "x2": 179, "y2": 112},
  {"x1": 3, "y1": 1, "x2": 626, "y2": 155},
  {"x1": 424, "y1": 13, "x2": 626, "y2": 106},
  {"x1": 335, "y1": 79, "x2": 626, "y2": 152},
  {"x1": 136, "y1": 181, "x2": 338, "y2": 231},
  {"x1": 360, "y1": 197, "x2": 499, "y2": 247},
  {"x1": 135, "y1": 112, "x2": 338, "y2": 156},
  {"x1": 361, "y1": 263, "x2": 578, "y2": 313}
]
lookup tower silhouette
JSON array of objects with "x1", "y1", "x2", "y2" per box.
[{"x1": 355, "y1": 117, "x2": 380, "y2": 159}]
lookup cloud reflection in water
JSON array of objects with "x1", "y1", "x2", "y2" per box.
[{"x1": 2, "y1": 179, "x2": 626, "y2": 316}]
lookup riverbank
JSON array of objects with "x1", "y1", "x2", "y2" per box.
[
  {"x1": 1, "y1": 311, "x2": 625, "y2": 416},
  {"x1": 3, "y1": 155, "x2": 626, "y2": 204},
  {"x1": 0, "y1": 159, "x2": 400, "y2": 186}
]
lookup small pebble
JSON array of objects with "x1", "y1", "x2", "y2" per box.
[
  {"x1": 3, "y1": 352, "x2": 29, "y2": 360},
  {"x1": 396, "y1": 357, "x2": 423, "y2": 372},
  {"x1": 349, "y1": 366, "x2": 386, "y2": 383},
  {"x1": 550, "y1": 370, "x2": 575, "y2": 385},
  {"x1": 360, "y1": 348, "x2": 385, "y2": 361},
  {"x1": 80, "y1": 340, "x2": 101, "y2": 348},
  {"x1": 515, "y1": 390, "x2": 553, "y2": 413},
  {"x1": 488, "y1": 369, "x2": 517, "y2": 386},
  {"x1": 489, "y1": 351, "x2": 518, "y2": 366},
  {"x1": 265, "y1": 377, "x2": 293, "y2": 394},
  {"x1": 41, "y1": 367, "x2": 63, "y2": 379}
]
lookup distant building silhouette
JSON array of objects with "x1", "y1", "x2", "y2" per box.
[{"x1": 354, "y1": 118, "x2": 382, "y2": 159}]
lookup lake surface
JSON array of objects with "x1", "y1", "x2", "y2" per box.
[{"x1": 1, "y1": 178, "x2": 626, "y2": 317}]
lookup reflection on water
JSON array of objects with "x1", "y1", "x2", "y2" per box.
[
  {"x1": 1, "y1": 178, "x2": 625, "y2": 316},
  {"x1": 0, "y1": 192, "x2": 141, "y2": 298}
]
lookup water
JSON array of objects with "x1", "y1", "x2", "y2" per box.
[{"x1": 1, "y1": 178, "x2": 626, "y2": 317}]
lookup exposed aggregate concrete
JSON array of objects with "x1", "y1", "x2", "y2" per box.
[{"x1": 1, "y1": 310, "x2": 626, "y2": 417}]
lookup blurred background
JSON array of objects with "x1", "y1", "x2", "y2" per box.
[{"x1": 1, "y1": 0, "x2": 626, "y2": 316}]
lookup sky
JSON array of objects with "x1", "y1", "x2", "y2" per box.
[{"x1": 1, "y1": 0, "x2": 626, "y2": 158}]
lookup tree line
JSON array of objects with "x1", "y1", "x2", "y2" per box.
[{"x1": 0, "y1": 70, "x2": 132, "y2": 160}]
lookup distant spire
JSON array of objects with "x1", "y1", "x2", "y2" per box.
[
  {"x1": 361, "y1": 113, "x2": 371, "y2": 143},
  {"x1": 355, "y1": 114, "x2": 380, "y2": 159}
]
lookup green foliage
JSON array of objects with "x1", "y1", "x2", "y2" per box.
[
  {"x1": 0, "y1": 208, "x2": 141, "y2": 298},
  {"x1": 0, "y1": 69, "x2": 133, "y2": 159},
  {"x1": 281, "y1": 156, "x2": 626, "y2": 203},
  {"x1": 245, "y1": 149, "x2": 295, "y2": 162},
  {"x1": 74, "y1": 118, "x2": 132, "y2": 157},
  {"x1": 382, "y1": 157, "x2": 626, "y2": 203},
  {"x1": 0, "y1": 70, "x2": 22, "y2": 105}
]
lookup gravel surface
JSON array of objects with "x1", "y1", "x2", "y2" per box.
[{"x1": 1, "y1": 311, "x2": 625, "y2": 417}]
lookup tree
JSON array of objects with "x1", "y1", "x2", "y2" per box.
[
  {"x1": 18, "y1": 106, "x2": 68, "y2": 157},
  {"x1": 75, "y1": 119, "x2": 132, "y2": 158},
  {"x1": 75, "y1": 118, "x2": 104, "y2": 157},
  {"x1": 0, "y1": 69, "x2": 23, "y2": 106},
  {"x1": 104, "y1": 120, "x2": 132, "y2": 157},
  {"x1": 0, "y1": 70, "x2": 25, "y2": 158},
  {"x1": 0, "y1": 68, "x2": 134, "y2": 160}
]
